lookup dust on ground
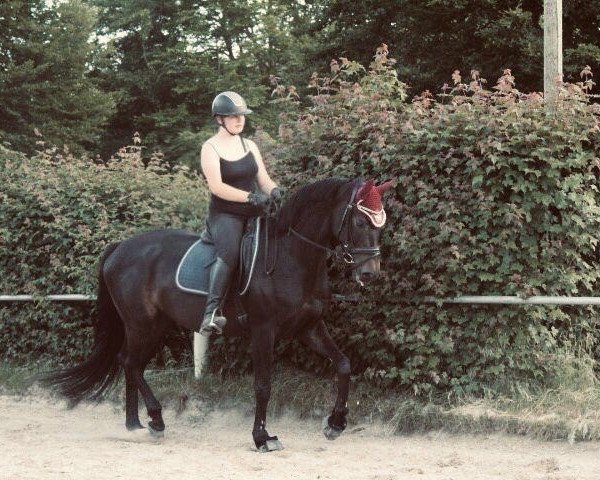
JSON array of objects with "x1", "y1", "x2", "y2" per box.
[{"x1": 1, "y1": 394, "x2": 599, "y2": 480}]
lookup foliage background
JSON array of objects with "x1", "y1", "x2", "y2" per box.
[
  {"x1": 1, "y1": 0, "x2": 600, "y2": 395},
  {"x1": 0, "y1": 140, "x2": 207, "y2": 364},
  {"x1": 264, "y1": 48, "x2": 600, "y2": 394},
  {"x1": 2, "y1": 46, "x2": 600, "y2": 395},
  {"x1": 1, "y1": 0, "x2": 598, "y2": 162}
]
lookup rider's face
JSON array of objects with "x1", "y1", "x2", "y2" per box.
[{"x1": 220, "y1": 114, "x2": 245, "y2": 134}]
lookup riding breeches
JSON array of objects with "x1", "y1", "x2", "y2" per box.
[{"x1": 205, "y1": 211, "x2": 247, "y2": 268}]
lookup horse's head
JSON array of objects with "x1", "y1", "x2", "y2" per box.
[
  {"x1": 335, "y1": 179, "x2": 394, "y2": 286},
  {"x1": 282, "y1": 177, "x2": 394, "y2": 286}
]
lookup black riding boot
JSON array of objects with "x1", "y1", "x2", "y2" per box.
[{"x1": 200, "y1": 257, "x2": 232, "y2": 336}]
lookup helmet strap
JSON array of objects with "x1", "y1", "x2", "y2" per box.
[{"x1": 216, "y1": 116, "x2": 238, "y2": 136}]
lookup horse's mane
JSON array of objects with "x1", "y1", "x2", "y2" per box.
[{"x1": 276, "y1": 177, "x2": 353, "y2": 233}]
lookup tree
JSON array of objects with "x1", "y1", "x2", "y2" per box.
[
  {"x1": 90, "y1": 0, "x2": 267, "y2": 161},
  {"x1": 89, "y1": 0, "x2": 204, "y2": 157},
  {"x1": 0, "y1": 0, "x2": 114, "y2": 154},
  {"x1": 90, "y1": 0, "x2": 322, "y2": 166},
  {"x1": 312, "y1": 0, "x2": 599, "y2": 96},
  {"x1": 562, "y1": 0, "x2": 600, "y2": 83}
]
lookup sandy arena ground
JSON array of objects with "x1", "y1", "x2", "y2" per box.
[{"x1": 1, "y1": 394, "x2": 600, "y2": 480}]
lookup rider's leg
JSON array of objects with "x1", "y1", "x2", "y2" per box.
[
  {"x1": 200, "y1": 257, "x2": 232, "y2": 336},
  {"x1": 199, "y1": 212, "x2": 245, "y2": 336}
]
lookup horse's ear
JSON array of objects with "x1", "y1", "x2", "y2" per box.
[
  {"x1": 376, "y1": 179, "x2": 395, "y2": 196},
  {"x1": 357, "y1": 179, "x2": 375, "y2": 200}
]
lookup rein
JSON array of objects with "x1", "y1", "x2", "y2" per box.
[
  {"x1": 288, "y1": 227, "x2": 380, "y2": 270},
  {"x1": 264, "y1": 215, "x2": 278, "y2": 276}
]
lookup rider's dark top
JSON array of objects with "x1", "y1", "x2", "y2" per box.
[{"x1": 207, "y1": 138, "x2": 261, "y2": 218}]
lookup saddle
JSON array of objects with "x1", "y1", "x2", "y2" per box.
[{"x1": 175, "y1": 218, "x2": 261, "y2": 296}]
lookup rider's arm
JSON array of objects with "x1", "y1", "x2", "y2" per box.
[
  {"x1": 248, "y1": 140, "x2": 278, "y2": 194},
  {"x1": 200, "y1": 142, "x2": 253, "y2": 202}
]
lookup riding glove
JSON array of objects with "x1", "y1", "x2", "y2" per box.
[
  {"x1": 247, "y1": 192, "x2": 270, "y2": 209},
  {"x1": 270, "y1": 187, "x2": 283, "y2": 202}
]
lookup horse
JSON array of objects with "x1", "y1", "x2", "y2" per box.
[{"x1": 42, "y1": 177, "x2": 393, "y2": 452}]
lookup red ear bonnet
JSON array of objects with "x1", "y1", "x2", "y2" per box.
[
  {"x1": 376, "y1": 180, "x2": 394, "y2": 195},
  {"x1": 356, "y1": 179, "x2": 394, "y2": 227}
]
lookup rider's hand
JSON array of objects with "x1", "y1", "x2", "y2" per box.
[
  {"x1": 247, "y1": 192, "x2": 270, "y2": 210},
  {"x1": 270, "y1": 187, "x2": 283, "y2": 203}
]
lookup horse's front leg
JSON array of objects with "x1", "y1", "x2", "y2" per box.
[
  {"x1": 299, "y1": 320, "x2": 350, "y2": 440},
  {"x1": 250, "y1": 326, "x2": 283, "y2": 452}
]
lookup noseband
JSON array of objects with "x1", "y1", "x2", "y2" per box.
[{"x1": 288, "y1": 184, "x2": 382, "y2": 270}]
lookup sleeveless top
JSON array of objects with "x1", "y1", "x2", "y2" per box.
[{"x1": 207, "y1": 137, "x2": 261, "y2": 217}]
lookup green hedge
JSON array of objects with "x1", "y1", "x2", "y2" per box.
[
  {"x1": 265, "y1": 47, "x2": 600, "y2": 394},
  {"x1": 2, "y1": 47, "x2": 600, "y2": 395},
  {"x1": 0, "y1": 143, "x2": 208, "y2": 364}
]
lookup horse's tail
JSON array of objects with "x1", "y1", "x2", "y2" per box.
[{"x1": 42, "y1": 242, "x2": 124, "y2": 405}]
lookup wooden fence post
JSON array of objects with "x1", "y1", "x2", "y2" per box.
[{"x1": 544, "y1": 0, "x2": 563, "y2": 101}]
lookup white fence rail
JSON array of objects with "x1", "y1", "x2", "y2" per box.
[
  {"x1": 419, "y1": 296, "x2": 600, "y2": 306},
  {"x1": 0, "y1": 295, "x2": 93, "y2": 302},
  {"x1": 2, "y1": 294, "x2": 600, "y2": 305}
]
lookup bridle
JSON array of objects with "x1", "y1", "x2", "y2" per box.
[{"x1": 288, "y1": 183, "x2": 382, "y2": 270}]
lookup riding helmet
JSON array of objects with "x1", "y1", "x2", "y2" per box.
[{"x1": 211, "y1": 91, "x2": 253, "y2": 116}]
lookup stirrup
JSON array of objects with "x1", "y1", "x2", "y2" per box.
[{"x1": 200, "y1": 309, "x2": 227, "y2": 337}]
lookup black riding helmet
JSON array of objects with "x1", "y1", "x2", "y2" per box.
[{"x1": 211, "y1": 91, "x2": 253, "y2": 116}]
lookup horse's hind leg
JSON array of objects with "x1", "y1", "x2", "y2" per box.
[
  {"x1": 124, "y1": 370, "x2": 143, "y2": 430},
  {"x1": 299, "y1": 320, "x2": 350, "y2": 440},
  {"x1": 119, "y1": 343, "x2": 144, "y2": 431},
  {"x1": 134, "y1": 366, "x2": 165, "y2": 436},
  {"x1": 121, "y1": 321, "x2": 169, "y2": 436},
  {"x1": 122, "y1": 357, "x2": 165, "y2": 436}
]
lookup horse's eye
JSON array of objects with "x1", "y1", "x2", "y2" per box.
[{"x1": 354, "y1": 217, "x2": 367, "y2": 228}]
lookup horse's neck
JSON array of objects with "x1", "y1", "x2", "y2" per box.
[
  {"x1": 284, "y1": 212, "x2": 334, "y2": 248},
  {"x1": 264, "y1": 211, "x2": 335, "y2": 278},
  {"x1": 274, "y1": 234, "x2": 329, "y2": 300},
  {"x1": 282, "y1": 233, "x2": 327, "y2": 263},
  {"x1": 275, "y1": 223, "x2": 331, "y2": 279}
]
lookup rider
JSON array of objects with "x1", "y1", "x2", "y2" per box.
[{"x1": 199, "y1": 91, "x2": 282, "y2": 336}]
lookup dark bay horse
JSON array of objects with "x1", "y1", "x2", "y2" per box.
[{"x1": 43, "y1": 177, "x2": 392, "y2": 451}]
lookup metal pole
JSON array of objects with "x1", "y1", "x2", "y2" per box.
[
  {"x1": 544, "y1": 0, "x2": 563, "y2": 101},
  {"x1": 419, "y1": 296, "x2": 600, "y2": 306},
  {"x1": 2, "y1": 294, "x2": 600, "y2": 306},
  {"x1": 0, "y1": 295, "x2": 94, "y2": 301}
]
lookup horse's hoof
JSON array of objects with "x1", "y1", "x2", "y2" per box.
[
  {"x1": 126, "y1": 423, "x2": 144, "y2": 432},
  {"x1": 127, "y1": 427, "x2": 148, "y2": 439},
  {"x1": 322, "y1": 416, "x2": 343, "y2": 441},
  {"x1": 147, "y1": 423, "x2": 165, "y2": 439},
  {"x1": 257, "y1": 436, "x2": 284, "y2": 452}
]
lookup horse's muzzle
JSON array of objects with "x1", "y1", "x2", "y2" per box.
[{"x1": 353, "y1": 257, "x2": 380, "y2": 286}]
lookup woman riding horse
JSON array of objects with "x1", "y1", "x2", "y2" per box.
[
  {"x1": 42, "y1": 94, "x2": 394, "y2": 451},
  {"x1": 199, "y1": 91, "x2": 282, "y2": 336}
]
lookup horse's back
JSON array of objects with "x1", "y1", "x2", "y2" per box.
[
  {"x1": 102, "y1": 229, "x2": 204, "y2": 330},
  {"x1": 106, "y1": 229, "x2": 199, "y2": 268}
]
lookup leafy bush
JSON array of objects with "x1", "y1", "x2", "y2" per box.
[
  {"x1": 2, "y1": 45, "x2": 600, "y2": 397},
  {"x1": 0, "y1": 140, "x2": 208, "y2": 364},
  {"x1": 265, "y1": 45, "x2": 600, "y2": 394}
]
